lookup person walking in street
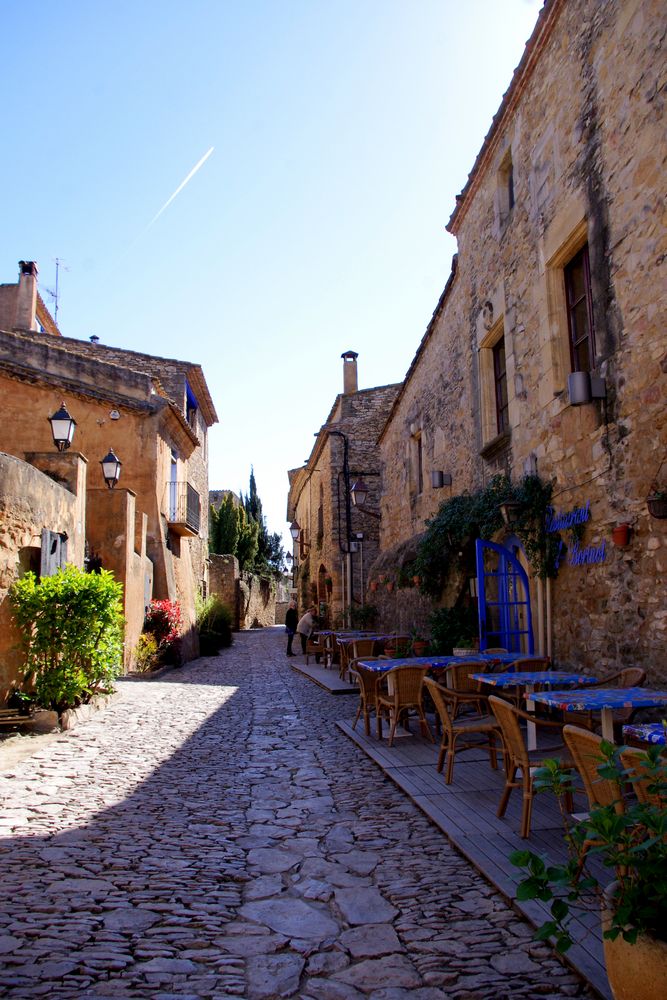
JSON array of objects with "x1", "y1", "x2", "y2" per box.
[
  {"x1": 285, "y1": 599, "x2": 298, "y2": 657},
  {"x1": 296, "y1": 605, "x2": 318, "y2": 656}
]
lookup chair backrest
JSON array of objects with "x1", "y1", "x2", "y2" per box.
[
  {"x1": 592, "y1": 666, "x2": 647, "y2": 688},
  {"x1": 563, "y1": 725, "x2": 624, "y2": 812},
  {"x1": 506, "y1": 656, "x2": 550, "y2": 673},
  {"x1": 384, "y1": 665, "x2": 429, "y2": 704},
  {"x1": 484, "y1": 647, "x2": 509, "y2": 654},
  {"x1": 352, "y1": 638, "x2": 377, "y2": 659},
  {"x1": 619, "y1": 747, "x2": 666, "y2": 807},
  {"x1": 349, "y1": 662, "x2": 382, "y2": 701},
  {"x1": 489, "y1": 695, "x2": 529, "y2": 769},
  {"x1": 424, "y1": 677, "x2": 456, "y2": 737},
  {"x1": 447, "y1": 660, "x2": 489, "y2": 693}
]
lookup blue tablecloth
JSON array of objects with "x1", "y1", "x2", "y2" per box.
[
  {"x1": 530, "y1": 687, "x2": 667, "y2": 713},
  {"x1": 472, "y1": 671, "x2": 597, "y2": 688},
  {"x1": 622, "y1": 722, "x2": 667, "y2": 746}
]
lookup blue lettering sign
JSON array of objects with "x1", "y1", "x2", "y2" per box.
[
  {"x1": 568, "y1": 539, "x2": 606, "y2": 567},
  {"x1": 546, "y1": 500, "x2": 590, "y2": 533}
]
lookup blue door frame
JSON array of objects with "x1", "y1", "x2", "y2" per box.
[{"x1": 475, "y1": 539, "x2": 534, "y2": 654}]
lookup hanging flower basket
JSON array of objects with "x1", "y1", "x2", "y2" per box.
[{"x1": 647, "y1": 494, "x2": 667, "y2": 519}]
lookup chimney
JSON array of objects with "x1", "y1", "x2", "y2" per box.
[
  {"x1": 15, "y1": 260, "x2": 39, "y2": 330},
  {"x1": 341, "y1": 350, "x2": 359, "y2": 395}
]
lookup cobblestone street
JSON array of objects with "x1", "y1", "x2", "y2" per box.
[{"x1": 0, "y1": 629, "x2": 592, "y2": 1000}]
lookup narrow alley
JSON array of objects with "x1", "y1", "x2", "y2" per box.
[{"x1": 0, "y1": 630, "x2": 591, "y2": 1000}]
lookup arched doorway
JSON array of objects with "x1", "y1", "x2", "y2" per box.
[{"x1": 475, "y1": 538, "x2": 534, "y2": 653}]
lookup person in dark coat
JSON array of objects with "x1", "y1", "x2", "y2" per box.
[{"x1": 285, "y1": 600, "x2": 298, "y2": 656}]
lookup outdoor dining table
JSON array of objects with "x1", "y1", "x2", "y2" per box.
[
  {"x1": 622, "y1": 722, "x2": 667, "y2": 746},
  {"x1": 472, "y1": 670, "x2": 598, "y2": 750},
  {"x1": 529, "y1": 687, "x2": 667, "y2": 743}
]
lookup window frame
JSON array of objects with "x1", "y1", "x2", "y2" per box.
[
  {"x1": 492, "y1": 337, "x2": 509, "y2": 435},
  {"x1": 564, "y1": 243, "x2": 596, "y2": 373}
]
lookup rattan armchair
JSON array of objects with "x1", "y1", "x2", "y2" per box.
[
  {"x1": 339, "y1": 637, "x2": 377, "y2": 682},
  {"x1": 348, "y1": 661, "x2": 383, "y2": 736},
  {"x1": 376, "y1": 665, "x2": 434, "y2": 748},
  {"x1": 441, "y1": 659, "x2": 490, "y2": 719},
  {"x1": 489, "y1": 695, "x2": 574, "y2": 839},
  {"x1": 563, "y1": 724, "x2": 625, "y2": 812},
  {"x1": 619, "y1": 746, "x2": 666, "y2": 808},
  {"x1": 425, "y1": 678, "x2": 500, "y2": 784}
]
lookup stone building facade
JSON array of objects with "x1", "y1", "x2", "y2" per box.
[
  {"x1": 375, "y1": 0, "x2": 667, "y2": 680},
  {"x1": 287, "y1": 353, "x2": 400, "y2": 625},
  {"x1": 0, "y1": 262, "x2": 218, "y2": 678}
]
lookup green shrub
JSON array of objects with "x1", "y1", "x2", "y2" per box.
[
  {"x1": 9, "y1": 566, "x2": 124, "y2": 713},
  {"x1": 429, "y1": 605, "x2": 478, "y2": 654},
  {"x1": 195, "y1": 594, "x2": 233, "y2": 653},
  {"x1": 134, "y1": 633, "x2": 159, "y2": 672}
]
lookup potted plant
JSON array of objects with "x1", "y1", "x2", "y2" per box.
[
  {"x1": 369, "y1": 580, "x2": 378, "y2": 593},
  {"x1": 510, "y1": 745, "x2": 667, "y2": 1000},
  {"x1": 7, "y1": 687, "x2": 36, "y2": 717},
  {"x1": 646, "y1": 490, "x2": 667, "y2": 519},
  {"x1": 411, "y1": 629, "x2": 429, "y2": 657},
  {"x1": 324, "y1": 575, "x2": 333, "y2": 591}
]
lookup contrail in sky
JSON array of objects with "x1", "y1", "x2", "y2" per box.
[{"x1": 145, "y1": 146, "x2": 214, "y2": 230}]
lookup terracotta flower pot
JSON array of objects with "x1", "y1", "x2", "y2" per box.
[
  {"x1": 602, "y1": 885, "x2": 667, "y2": 1000},
  {"x1": 386, "y1": 582, "x2": 394, "y2": 593},
  {"x1": 412, "y1": 640, "x2": 429, "y2": 656},
  {"x1": 412, "y1": 576, "x2": 421, "y2": 586},
  {"x1": 611, "y1": 523, "x2": 631, "y2": 547},
  {"x1": 369, "y1": 581, "x2": 378, "y2": 592}
]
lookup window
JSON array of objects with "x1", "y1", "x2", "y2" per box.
[
  {"x1": 493, "y1": 338, "x2": 509, "y2": 434},
  {"x1": 495, "y1": 149, "x2": 515, "y2": 234},
  {"x1": 185, "y1": 381, "x2": 199, "y2": 430},
  {"x1": 564, "y1": 244, "x2": 595, "y2": 372}
]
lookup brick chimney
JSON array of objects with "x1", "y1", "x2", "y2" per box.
[
  {"x1": 341, "y1": 350, "x2": 358, "y2": 395},
  {"x1": 15, "y1": 260, "x2": 39, "y2": 330}
]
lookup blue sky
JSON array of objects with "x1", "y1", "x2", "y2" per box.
[{"x1": 1, "y1": 0, "x2": 542, "y2": 547}]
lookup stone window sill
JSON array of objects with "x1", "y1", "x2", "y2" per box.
[{"x1": 480, "y1": 430, "x2": 512, "y2": 462}]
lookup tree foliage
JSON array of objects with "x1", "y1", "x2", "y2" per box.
[
  {"x1": 210, "y1": 470, "x2": 284, "y2": 576},
  {"x1": 9, "y1": 565, "x2": 124, "y2": 713}
]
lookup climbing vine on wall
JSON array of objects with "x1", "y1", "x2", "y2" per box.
[{"x1": 414, "y1": 475, "x2": 562, "y2": 597}]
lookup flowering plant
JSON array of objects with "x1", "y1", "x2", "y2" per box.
[{"x1": 144, "y1": 599, "x2": 181, "y2": 647}]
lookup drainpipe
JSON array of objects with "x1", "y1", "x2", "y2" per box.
[{"x1": 546, "y1": 577, "x2": 553, "y2": 659}]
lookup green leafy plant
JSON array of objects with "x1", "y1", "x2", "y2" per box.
[
  {"x1": 510, "y1": 745, "x2": 667, "y2": 953},
  {"x1": 9, "y1": 566, "x2": 124, "y2": 713},
  {"x1": 429, "y1": 605, "x2": 477, "y2": 654},
  {"x1": 414, "y1": 474, "x2": 562, "y2": 597},
  {"x1": 195, "y1": 594, "x2": 233, "y2": 654},
  {"x1": 349, "y1": 604, "x2": 378, "y2": 629},
  {"x1": 133, "y1": 633, "x2": 159, "y2": 673}
]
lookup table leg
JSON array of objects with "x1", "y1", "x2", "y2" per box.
[{"x1": 600, "y1": 708, "x2": 615, "y2": 743}]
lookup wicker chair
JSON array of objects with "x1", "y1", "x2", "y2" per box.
[
  {"x1": 564, "y1": 667, "x2": 647, "y2": 733},
  {"x1": 484, "y1": 647, "x2": 509, "y2": 654},
  {"x1": 496, "y1": 655, "x2": 551, "y2": 707},
  {"x1": 619, "y1": 746, "x2": 667, "y2": 808},
  {"x1": 425, "y1": 678, "x2": 500, "y2": 784},
  {"x1": 349, "y1": 661, "x2": 383, "y2": 736},
  {"x1": 376, "y1": 665, "x2": 434, "y2": 747},
  {"x1": 563, "y1": 725, "x2": 625, "y2": 812},
  {"x1": 305, "y1": 633, "x2": 323, "y2": 665},
  {"x1": 339, "y1": 637, "x2": 376, "y2": 682},
  {"x1": 489, "y1": 695, "x2": 574, "y2": 839},
  {"x1": 441, "y1": 660, "x2": 490, "y2": 719}
]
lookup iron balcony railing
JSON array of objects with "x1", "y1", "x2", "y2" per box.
[{"x1": 165, "y1": 481, "x2": 201, "y2": 535}]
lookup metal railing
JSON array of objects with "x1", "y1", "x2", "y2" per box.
[{"x1": 165, "y1": 481, "x2": 201, "y2": 535}]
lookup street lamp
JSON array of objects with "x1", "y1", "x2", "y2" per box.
[
  {"x1": 48, "y1": 401, "x2": 76, "y2": 452},
  {"x1": 499, "y1": 499, "x2": 522, "y2": 526},
  {"x1": 289, "y1": 520, "x2": 300, "y2": 541},
  {"x1": 100, "y1": 448, "x2": 122, "y2": 489},
  {"x1": 350, "y1": 478, "x2": 368, "y2": 507}
]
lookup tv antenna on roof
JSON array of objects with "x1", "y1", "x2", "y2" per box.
[{"x1": 44, "y1": 257, "x2": 69, "y2": 324}]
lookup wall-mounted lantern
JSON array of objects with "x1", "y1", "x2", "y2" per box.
[
  {"x1": 48, "y1": 401, "x2": 77, "y2": 452},
  {"x1": 289, "y1": 520, "x2": 300, "y2": 541},
  {"x1": 350, "y1": 478, "x2": 369, "y2": 507},
  {"x1": 100, "y1": 448, "x2": 122, "y2": 489},
  {"x1": 499, "y1": 500, "x2": 522, "y2": 526}
]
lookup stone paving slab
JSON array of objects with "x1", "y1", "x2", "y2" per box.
[{"x1": 0, "y1": 627, "x2": 597, "y2": 999}]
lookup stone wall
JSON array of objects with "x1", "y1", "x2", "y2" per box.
[
  {"x1": 0, "y1": 452, "x2": 85, "y2": 700},
  {"x1": 209, "y1": 554, "x2": 239, "y2": 628},
  {"x1": 239, "y1": 575, "x2": 276, "y2": 630},
  {"x1": 376, "y1": 0, "x2": 667, "y2": 681}
]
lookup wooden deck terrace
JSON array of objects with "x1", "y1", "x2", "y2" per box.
[{"x1": 337, "y1": 715, "x2": 611, "y2": 1000}]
